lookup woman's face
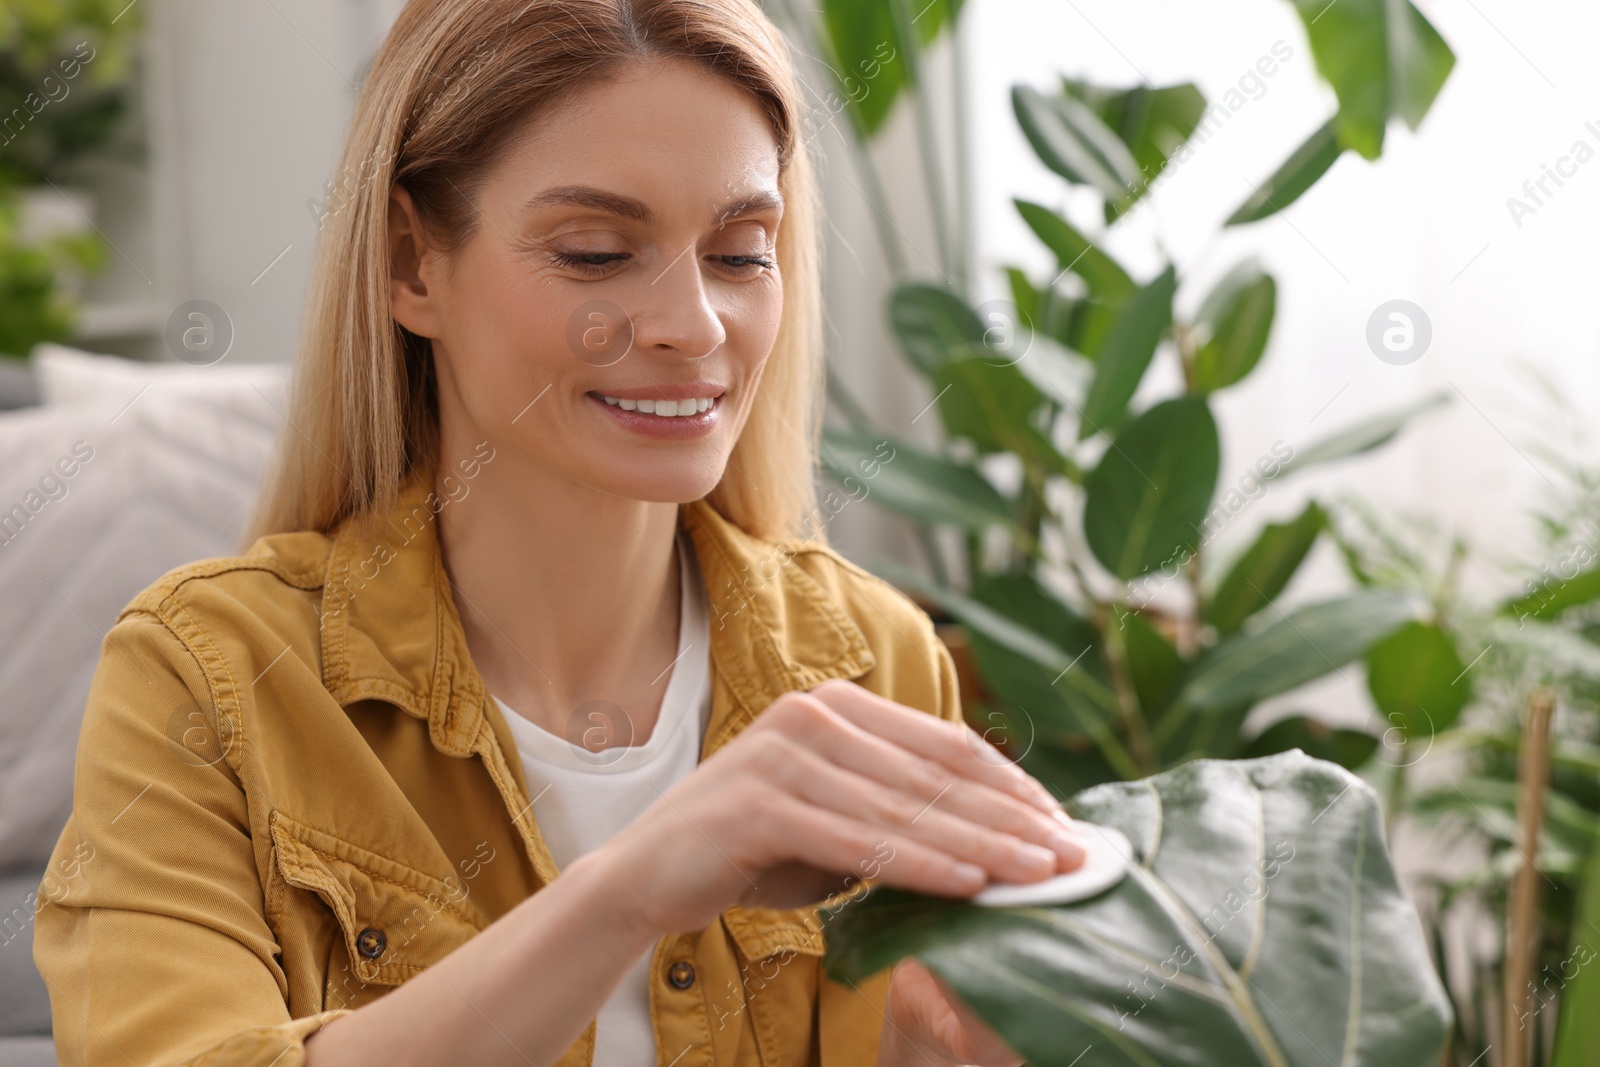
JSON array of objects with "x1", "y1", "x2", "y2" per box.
[{"x1": 389, "y1": 58, "x2": 785, "y2": 503}]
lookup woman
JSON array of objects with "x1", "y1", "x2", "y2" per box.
[{"x1": 33, "y1": 1, "x2": 1087, "y2": 1063}]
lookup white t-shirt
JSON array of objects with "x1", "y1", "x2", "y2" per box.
[{"x1": 494, "y1": 528, "x2": 711, "y2": 1066}]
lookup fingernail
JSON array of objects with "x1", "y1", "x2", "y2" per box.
[
  {"x1": 1052, "y1": 808, "x2": 1077, "y2": 828},
  {"x1": 954, "y1": 861, "x2": 987, "y2": 885},
  {"x1": 1015, "y1": 841, "x2": 1056, "y2": 870},
  {"x1": 1049, "y1": 829, "x2": 1087, "y2": 867}
]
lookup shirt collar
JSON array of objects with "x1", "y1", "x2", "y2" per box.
[{"x1": 318, "y1": 462, "x2": 877, "y2": 758}]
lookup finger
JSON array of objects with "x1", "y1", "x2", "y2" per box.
[
  {"x1": 759, "y1": 792, "x2": 988, "y2": 898},
  {"x1": 920, "y1": 964, "x2": 1026, "y2": 1067},
  {"x1": 779, "y1": 704, "x2": 1086, "y2": 871},
  {"x1": 767, "y1": 738, "x2": 1066, "y2": 885},
  {"x1": 805, "y1": 679, "x2": 1062, "y2": 815}
]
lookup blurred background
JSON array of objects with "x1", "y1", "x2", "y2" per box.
[{"x1": 0, "y1": 1, "x2": 1595, "y2": 1064}]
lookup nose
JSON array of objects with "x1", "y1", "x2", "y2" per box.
[{"x1": 628, "y1": 243, "x2": 727, "y2": 360}]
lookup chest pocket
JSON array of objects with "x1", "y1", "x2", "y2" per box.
[
  {"x1": 720, "y1": 905, "x2": 828, "y2": 1067},
  {"x1": 269, "y1": 809, "x2": 489, "y2": 988}
]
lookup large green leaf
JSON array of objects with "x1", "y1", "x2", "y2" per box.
[
  {"x1": 1058, "y1": 78, "x2": 1207, "y2": 223},
  {"x1": 1225, "y1": 118, "x2": 1344, "y2": 225},
  {"x1": 1013, "y1": 84, "x2": 1142, "y2": 208},
  {"x1": 1083, "y1": 395, "x2": 1220, "y2": 580},
  {"x1": 819, "y1": 428, "x2": 1013, "y2": 534},
  {"x1": 1192, "y1": 260, "x2": 1277, "y2": 391},
  {"x1": 889, "y1": 283, "x2": 986, "y2": 377},
  {"x1": 1365, "y1": 621, "x2": 1468, "y2": 740},
  {"x1": 1180, "y1": 590, "x2": 1428, "y2": 709},
  {"x1": 1228, "y1": 1, "x2": 1454, "y2": 223},
  {"x1": 1123, "y1": 611, "x2": 1183, "y2": 719},
  {"x1": 1009, "y1": 333, "x2": 1093, "y2": 418},
  {"x1": 932, "y1": 352, "x2": 1072, "y2": 477},
  {"x1": 1014, "y1": 199, "x2": 1136, "y2": 305},
  {"x1": 1284, "y1": 0, "x2": 1455, "y2": 159},
  {"x1": 1504, "y1": 564, "x2": 1600, "y2": 623},
  {"x1": 874, "y1": 561, "x2": 1139, "y2": 779},
  {"x1": 822, "y1": 751, "x2": 1452, "y2": 1066},
  {"x1": 1273, "y1": 392, "x2": 1450, "y2": 479},
  {"x1": 1207, "y1": 502, "x2": 1326, "y2": 635},
  {"x1": 964, "y1": 572, "x2": 1116, "y2": 752},
  {"x1": 1078, "y1": 266, "x2": 1177, "y2": 437}
]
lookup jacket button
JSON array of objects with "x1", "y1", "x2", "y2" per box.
[
  {"x1": 356, "y1": 927, "x2": 387, "y2": 959},
  {"x1": 667, "y1": 961, "x2": 695, "y2": 990}
]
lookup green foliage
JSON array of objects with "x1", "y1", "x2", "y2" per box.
[
  {"x1": 0, "y1": 0, "x2": 141, "y2": 356},
  {"x1": 1082, "y1": 395, "x2": 1219, "y2": 580},
  {"x1": 819, "y1": 0, "x2": 1454, "y2": 790},
  {"x1": 0, "y1": 188, "x2": 104, "y2": 357},
  {"x1": 1365, "y1": 621, "x2": 1470, "y2": 739},
  {"x1": 1227, "y1": 0, "x2": 1455, "y2": 221},
  {"x1": 823, "y1": 751, "x2": 1452, "y2": 1066},
  {"x1": 0, "y1": 0, "x2": 145, "y2": 184},
  {"x1": 814, "y1": 0, "x2": 961, "y2": 137},
  {"x1": 1207, "y1": 502, "x2": 1325, "y2": 635},
  {"x1": 1329, "y1": 460, "x2": 1600, "y2": 1062},
  {"x1": 1076, "y1": 265, "x2": 1176, "y2": 437},
  {"x1": 778, "y1": 1, "x2": 1464, "y2": 1051},
  {"x1": 1191, "y1": 260, "x2": 1276, "y2": 392},
  {"x1": 1551, "y1": 836, "x2": 1600, "y2": 1066}
]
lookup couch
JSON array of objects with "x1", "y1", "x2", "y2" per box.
[{"x1": 0, "y1": 346, "x2": 289, "y2": 1066}]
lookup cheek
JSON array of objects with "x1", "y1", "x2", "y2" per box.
[
  {"x1": 451, "y1": 254, "x2": 573, "y2": 404},
  {"x1": 724, "y1": 279, "x2": 783, "y2": 388}
]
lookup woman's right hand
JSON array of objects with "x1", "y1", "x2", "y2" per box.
[{"x1": 592, "y1": 678, "x2": 1088, "y2": 939}]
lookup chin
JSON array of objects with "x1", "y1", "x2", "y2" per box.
[{"x1": 589, "y1": 454, "x2": 728, "y2": 505}]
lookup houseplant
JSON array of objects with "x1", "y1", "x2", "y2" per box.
[
  {"x1": 0, "y1": 0, "x2": 144, "y2": 358},
  {"x1": 776, "y1": 0, "x2": 1458, "y2": 793},
  {"x1": 761, "y1": 0, "x2": 1469, "y2": 1060},
  {"x1": 1327, "y1": 429, "x2": 1600, "y2": 1065}
]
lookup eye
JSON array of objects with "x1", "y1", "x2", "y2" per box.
[
  {"x1": 549, "y1": 250, "x2": 629, "y2": 276},
  {"x1": 711, "y1": 253, "x2": 776, "y2": 276}
]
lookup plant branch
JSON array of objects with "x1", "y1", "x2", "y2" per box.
[
  {"x1": 886, "y1": 0, "x2": 957, "y2": 288},
  {"x1": 1099, "y1": 603, "x2": 1158, "y2": 776},
  {"x1": 1502, "y1": 686, "x2": 1555, "y2": 1067}
]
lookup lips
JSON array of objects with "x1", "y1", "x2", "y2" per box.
[
  {"x1": 585, "y1": 388, "x2": 722, "y2": 439},
  {"x1": 589, "y1": 380, "x2": 726, "y2": 402}
]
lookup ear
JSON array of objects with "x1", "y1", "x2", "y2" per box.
[{"x1": 388, "y1": 184, "x2": 444, "y2": 338}]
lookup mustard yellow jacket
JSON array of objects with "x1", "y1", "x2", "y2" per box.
[{"x1": 33, "y1": 464, "x2": 962, "y2": 1066}]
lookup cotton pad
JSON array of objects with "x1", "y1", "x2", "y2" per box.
[{"x1": 971, "y1": 824, "x2": 1132, "y2": 907}]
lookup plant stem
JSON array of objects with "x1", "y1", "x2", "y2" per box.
[
  {"x1": 1503, "y1": 686, "x2": 1556, "y2": 1067},
  {"x1": 1386, "y1": 756, "x2": 1408, "y2": 839},
  {"x1": 1182, "y1": 544, "x2": 1205, "y2": 659},
  {"x1": 886, "y1": 0, "x2": 957, "y2": 289},
  {"x1": 1100, "y1": 603, "x2": 1158, "y2": 777},
  {"x1": 824, "y1": 365, "x2": 874, "y2": 431},
  {"x1": 949, "y1": 2, "x2": 974, "y2": 297},
  {"x1": 917, "y1": 525, "x2": 951, "y2": 589},
  {"x1": 839, "y1": 109, "x2": 911, "y2": 281}
]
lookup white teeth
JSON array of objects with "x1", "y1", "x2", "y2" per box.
[{"x1": 597, "y1": 393, "x2": 718, "y2": 417}]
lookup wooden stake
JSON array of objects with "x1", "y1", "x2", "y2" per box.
[{"x1": 1503, "y1": 686, "x2": 1556, "y2": 1067}]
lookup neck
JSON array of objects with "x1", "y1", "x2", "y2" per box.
[{"x1": 433, "y1": 442, "x2": 683, "y2": 741}]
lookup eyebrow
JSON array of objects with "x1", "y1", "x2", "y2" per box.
[{"x1": 522, "y1": 185, "x2": 783, "y2": 227}]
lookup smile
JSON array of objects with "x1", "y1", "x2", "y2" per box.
[{"x1": 596, "y1": 393, "x2": 717, "y2": 417}]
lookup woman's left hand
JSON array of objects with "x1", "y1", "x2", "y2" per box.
[{"x1": 877, "y1": 957, "x2": 1025, "y2": 1067}]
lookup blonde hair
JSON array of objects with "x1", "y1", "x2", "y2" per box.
[{"x1": 242, "y1": 0, "x2": 822, "y2": 547}]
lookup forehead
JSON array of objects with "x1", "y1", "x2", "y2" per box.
[{"x1": 485, "y1": 57, "x2": 783, "y2": 211}]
